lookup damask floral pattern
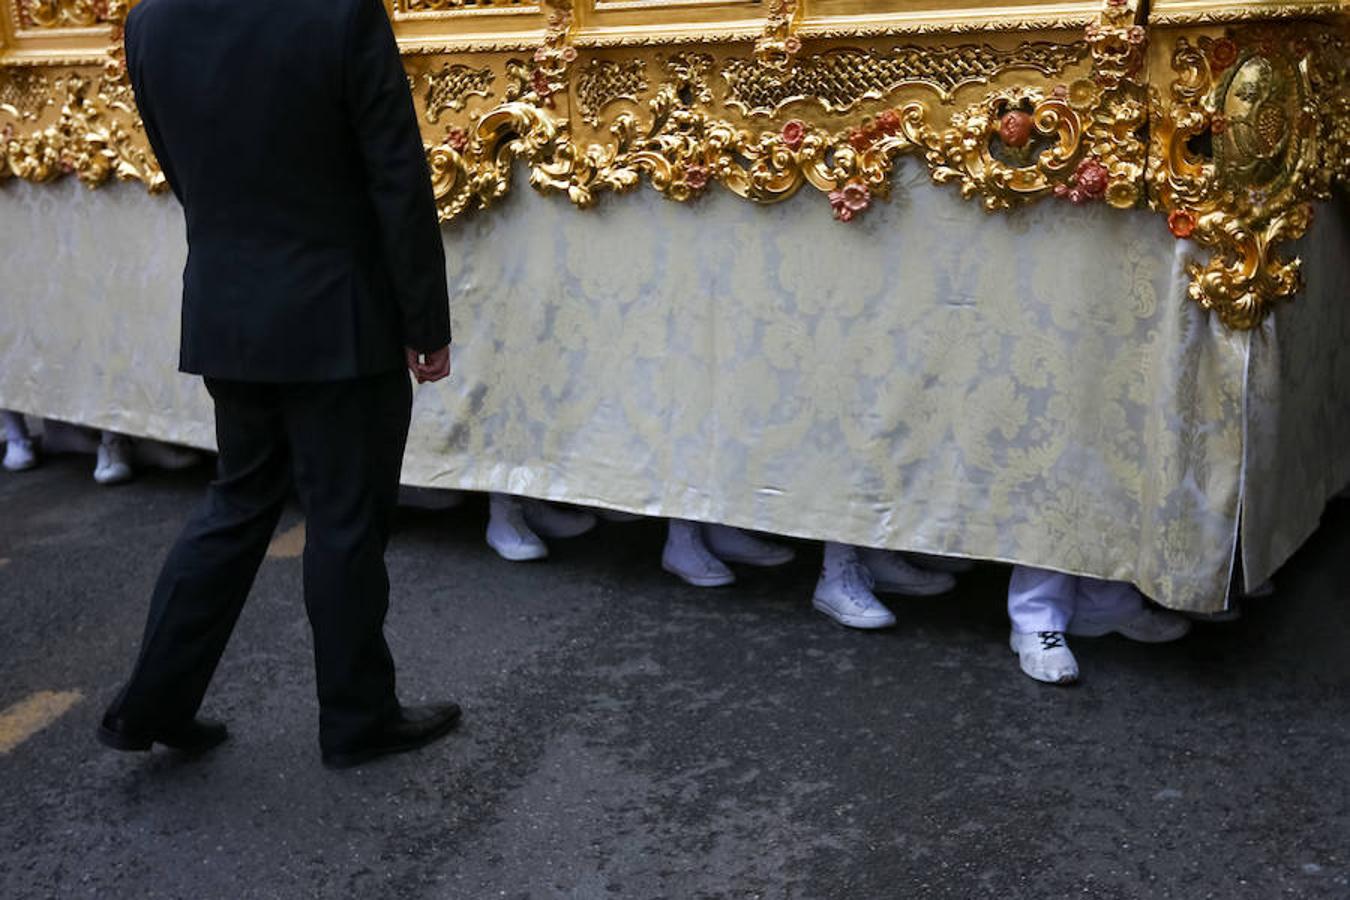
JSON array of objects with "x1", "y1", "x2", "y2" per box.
[{"x1": 1, "y1": 177, "x2": 1346, "y2": 612}]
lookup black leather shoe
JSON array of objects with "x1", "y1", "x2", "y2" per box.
[
  {"x1": 97, "y1": 713, "x2": 229, "y2": 754},
  {"x1": 322, "y1": 702, "x2": 462, "y2": 770}
]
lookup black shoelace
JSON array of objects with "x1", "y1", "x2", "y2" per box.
[{"x1": 1038, "y1": 631, "x2": 1066, "y2": 650}]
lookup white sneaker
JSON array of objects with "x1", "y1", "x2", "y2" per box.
[
  {"x1": 1068, "y1": 603, "x2": 1192, "y2": 643},
  {"x1": 662, "y1": 520, "x2": 736, "y2": 587},
  {"x1": 522, "y1": 500, "x2": 597, "y2": 540},
  {"x1": 1010, "y1": 630, "x2": 1080, "y2": 685},
  {"x1": 860, "y1": 548, "x2": 956, "y2": 596},
  {"x1": 702, "y1": 524, "x2": 795, "y2": 567},
  {"x1": 905, "y1": 552, "x2": 976, "y2": 574},
  {"x1": 813, "y1": 548, "x2": 896, "y2": 629},
  {"x1": 94, "y1": 437, "x2": 134, "y2": 485},
  {"x1": 486, "y1": 495, "x2": 548, "y2": 562},
  {"x1": 3, "y1": 438, "x2": 38, "y2": 472},
  {"x1": 132, "y1": 439, "x2": 202, "y2": 471}
]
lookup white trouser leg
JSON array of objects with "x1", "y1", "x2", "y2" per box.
[
  {"x1": 821, "y1": 541, "x2": 859, "y2": 578},
  {"x1": 1074, "y1": 577, "x2": 1146, "y2": 621},
  {"x1": 1008, "y1": 566, "x2": 1078, "y2": 634}
]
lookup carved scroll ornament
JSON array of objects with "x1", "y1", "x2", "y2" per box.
[{"x1": 2, "y1": 0, "x2": 1347, "y2": 330}]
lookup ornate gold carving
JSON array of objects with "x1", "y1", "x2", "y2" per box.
[
  {"x1": 399, "y1": 0, "x2": 532, "y2": 11},
  {"x1": 575, "y1": 58, "x2": 647, "y2": 126},
  {"x1": 1148, "y1": 3, "x2": 1347, "y2": 26},
  {"x1": 19, "y1": 0, "x2": 113, "y2": 29},
  {"x1": 1148, "y1": 27, "x2": 1349, "y2": 329},
  {"x1": 721, "y1": 41, "x2": 1091, "y2": 117},
  {"x1": 1, "y1": 0, "x2": 161, "y2": 190},
  {"x1": 424, "y1": 63, "x2": 495, "y2": 122},
  {"x1": 0, "y1": 68, "x2": 50, "y2": 120},
  {"x1": 755, "y1": 0, "x2": 801, "y2": 70},
  {"x1": 4, "y1": 0, "x2": 1349, "y2": 331},
  {"x1": 1, "y1": 72, "x2": 162, "y2": 188}
]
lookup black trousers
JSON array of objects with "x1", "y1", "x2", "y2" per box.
[{"x1": 106, "y1": 370, "x2": 413, "y2": 752}]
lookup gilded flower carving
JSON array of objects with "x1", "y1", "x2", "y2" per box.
[{"x1": 2, "y1": 0, "x2": 1346, "y2": 332}]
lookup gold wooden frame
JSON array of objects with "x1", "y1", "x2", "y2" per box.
[{"x1": 2, "y1": 0, "x2": 1347, "y2": 329}]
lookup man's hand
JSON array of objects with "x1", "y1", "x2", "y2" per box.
[{"x1": 406, "y1": 346, "x2": 451, "y2": 384}]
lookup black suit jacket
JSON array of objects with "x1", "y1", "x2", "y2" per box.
[{"x1": 126, "y1": 0, "x2": 451, "y2": 382}]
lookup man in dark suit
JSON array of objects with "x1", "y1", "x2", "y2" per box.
[{"x1": 97, "y1": 0, "x2": 461, "y2": 769}]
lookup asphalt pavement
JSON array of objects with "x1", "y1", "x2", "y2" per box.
[{"x1": 1, "y1": 454, "x2": 1347, "y2": 899}]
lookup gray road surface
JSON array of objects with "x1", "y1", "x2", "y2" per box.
[{"x1": 1, "y1": 456, "x2": 1347, "y2": 899}]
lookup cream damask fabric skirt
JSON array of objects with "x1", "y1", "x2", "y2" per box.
[{"x1": 2, "y1": 168, "x2": 1346, "y2": 612}]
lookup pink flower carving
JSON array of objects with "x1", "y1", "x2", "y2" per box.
[
  {"x1": 532, "y1": 69, "x2": 554, "y2": 104},
  {"x1": 684, "y1": 164, "x2": 710, "y2": 191},
  {"x1": 829, "y1": 180, "x2": 871, "y2": 222},
  {"x1": 781, "y1": 119, "x2": 807, "y2": 151}
]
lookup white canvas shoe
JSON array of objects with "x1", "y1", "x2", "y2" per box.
[
  {"x1": 3, "y1": 438, "x2": 38, "y2": 472},
  {"x1": 522, "y1": 500, "x2": 598, "y2": 540},
  {"x1": 663, "y1": 520, "x2": 736, "y2": 587},
  {"x1": 486, "y1": 495, "x2": 548, "y2": 562},
  {"x1": 1010, "y1": 630, "x2": 1080, "y2": 685},
  {"x1": 132, "y1": 439, "x2": 203, "y2": 471},
  {"x1": 904, "y1": 552, "x2": 976, "y2": 574},
  {"x1": 702, "y1": 524, "x2": 795, "y2": 567},
  {"x1": 1069, "y1": 602, "x2": 1192, "y2": 643},
  {"x1": 94, "y1": 436, "x2": 134, "y2": 486},
  {"x1": 860, "y1": 548, "x2": 956, "y2": 596},
  {"x1": 813, "y1": 546, "x2": 896, "y2": 629}
]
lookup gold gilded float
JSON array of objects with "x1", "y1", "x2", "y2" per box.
[{"x1": 1, "y1": 0, "x2": 1346, "y2": 329}]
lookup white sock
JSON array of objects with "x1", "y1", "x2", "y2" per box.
[
  {"x1": 667, "y1": 519, "x2": 703, "y2": 550},
  {"x1": 821, "y1": 542, "x2": 859, "y2": 579}
]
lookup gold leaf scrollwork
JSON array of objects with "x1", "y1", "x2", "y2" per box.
[
  {"x1": 1150, "y1": 28, "x2": 1349, "y2": 329},
  {"x1": 4, "y1": 0, "x2": 1347, "y2": 331},
  {"x1": 21, "y1": 0, "x2": 112, "y2": 29},
  {"x1": 1, "y1": 0, "x2": 163, "y2": 191}
]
